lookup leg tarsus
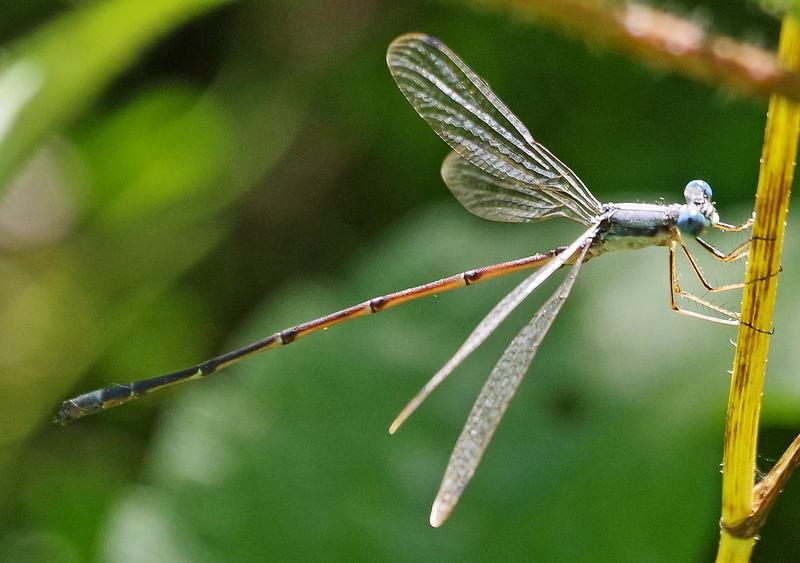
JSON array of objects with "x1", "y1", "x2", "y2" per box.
[
  {"x1": 680, "y1": 240, "x2": 745, "y2": 292},
  {"x1": 694, "y1": 236, "x2": 750, "y2": 263},
  {"x1": 715, "y1": 214, "x2": 754, "y2": 233},
  {"x1": 668, "y1": 242, "x2": 741, "y2": 326}
]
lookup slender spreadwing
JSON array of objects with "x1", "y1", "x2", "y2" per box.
[{"x1": 55, "y1": 33, "x2": 753, "y2": 526}]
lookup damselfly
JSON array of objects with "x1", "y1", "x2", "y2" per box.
[{"x1": 55, "y1": 34, "x2": 752, "y2": 527}]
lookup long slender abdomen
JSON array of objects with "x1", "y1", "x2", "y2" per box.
[{"x1": 54, "y1": 247, "x2": 566, "y2": 424}]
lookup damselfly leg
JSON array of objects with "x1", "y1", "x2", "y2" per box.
[{"x1": 668, "y1": 214, "x2": 753, "y2": 323}]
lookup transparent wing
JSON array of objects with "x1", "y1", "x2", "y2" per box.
[
  {"x1": 429, "y1": 238, "x2": 592, "y2": 527},
  {"x1": 387, "y1": 33, "x2": 602, "y2": 226},
  {"x1": 389, "y1": 223, "x2": 600, "y2": 434},
  {"x1": 442, "y1": 151, "x2": 584, "y2": 223}
]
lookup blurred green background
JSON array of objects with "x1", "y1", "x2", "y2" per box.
[{"x1": 1, "y1": 0, "x2": 800, "y2": 561}]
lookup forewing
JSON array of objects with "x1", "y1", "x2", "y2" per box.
[
  {"x1": 428, "y1": 239, "x2": 592, "y2": 527},
  {"x1": 387, "y1": 34, "x2": 602, "y2": 226}
]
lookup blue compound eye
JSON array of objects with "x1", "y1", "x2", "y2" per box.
[
  {"x1": 685, "y1": 179, "x2": 712, "y2": 201},
  {"x1": 677, "y1": 208, "x2": 709, "y2": 236}
]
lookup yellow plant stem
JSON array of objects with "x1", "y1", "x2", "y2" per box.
[{"x1": 716, "y1": 14, "x2": 800, "y2": 563}]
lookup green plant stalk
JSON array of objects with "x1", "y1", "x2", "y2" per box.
[
  {"x1": 0, "y1": 0, "x2": 230, "y2": 190},
  {"x1": 716, "y1": 14, "x2": 800, "y2": 563}
]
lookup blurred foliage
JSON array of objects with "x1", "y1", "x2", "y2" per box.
[
  {"x1": 0, "y1": 0, "x2": 799, "y2": 561},
  {"x1": 757, "y1": 0, "x2": 800, "y2": 17},
  {"x1": 0, "y1": 0, "x2": 230, "y2": 189}
]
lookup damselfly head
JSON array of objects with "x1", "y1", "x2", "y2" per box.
[
  {"x1": 677, "y1": 206, "x2": 709, "y2": 235},
  {"x1": 684, "y1": 179, "x2": 713, "y2": 204},
  {"x1": 678, "y1": 179, "x2": 718, "y2": 235}
]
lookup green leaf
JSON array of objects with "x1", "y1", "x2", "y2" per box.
[{"x1": 0, "y1": 0, "x2": 230, "y2": 189}]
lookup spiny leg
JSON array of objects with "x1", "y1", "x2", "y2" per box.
[
  {"x1": 679, "y1": 241, "x2": 745, "y2": 292},
  {"x1": 668, "y1": 242, "x2": 740, "y2": 326},
  {"x1": 679, "y1": 291, "x2": 741, "y2": 320},
  {"x1": 715, "y1": 215, "x2": 754, "y2": 232},
  {"x1": 697, "y1": 221, "x2": 782, "y2": 283},
  {"x1": 691, "y1": 212, "x2": 753, "y2": 265},
  {"x1": 694, "y1": 236, "x2": 751, "y2": 263}
]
